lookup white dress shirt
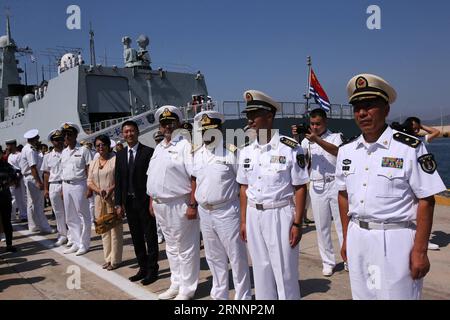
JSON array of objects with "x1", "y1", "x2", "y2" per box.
[
  {"x1": 236, "y1": 131, "x2": 309, "y2": 204},
  {"x1": 301, "y1": 130, "x2": 343, "y2": 181},
  {"x1": 335, "y1": 126, "x2": 446, "y2": 222},
  {"x1": 61, "y1": 143, "x2": 93, "y2": 181},
  {"x1": 18, "y1": 143, "x2": 39, "y2": 176},
  {"x1": 127, "y1": 142, "x2": 139, "y2": 162},
  {"x1": 146, "y1": 135, "x2": 193, "y2": 199},
  {"x1": 8, "y1": 152, "x2": 22, "y2": 171},
  {"x1": 192, "y1": 142, "x2": 239, "y2": 206},
  {"x1": 41, "y1": 150, "x2": 63, "y2": 182}
]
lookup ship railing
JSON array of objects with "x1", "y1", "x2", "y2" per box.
[
  {"x1": 218, "y1": 101, "x2": 354, "y2": 120},
  {"x1": 82, "y1": 116, "x2": 132, "y2": 135},
  {"x1": 182, "y1": 101, "x2": 217, "y2": 120},
  {"x1": 80, "y1": 101, "x2": 353, "y2": 135}
]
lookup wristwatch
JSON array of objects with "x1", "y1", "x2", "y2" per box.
[
  {"x1": 292, "y1": 222, "x2": 302, "y2": 228},
  {"x1": 188, "y1": 202, "x2": 198, "y2": 209}
]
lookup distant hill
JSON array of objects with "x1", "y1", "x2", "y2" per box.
[{"x1": 388, "y1": 115, "x2": 450, "y2": 126}]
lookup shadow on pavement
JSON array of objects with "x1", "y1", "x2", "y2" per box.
[
  {"x1": 431, "y1": 231, "x2": 450, "y2": 248},
  {"x1": 299, "y1": 278, "x2": 331, "y2": 298},
  {"x1": 0, "y1": 276, "x2": 46, "y2": 293}
]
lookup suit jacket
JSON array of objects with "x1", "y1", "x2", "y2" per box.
[{"x1": 114, "y1": 142, "x2": 153, "y2": 207}]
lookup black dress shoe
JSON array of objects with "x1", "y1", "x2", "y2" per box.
[
  {"x1": 140, "y1": 272, "x2": 158, "y2": 286},
  {"x1": 128, "y1": 270, "x2": 147, "y2": 282},
  {"x1": 6, "y1": 246, "x2": 17, "y2": 253}
]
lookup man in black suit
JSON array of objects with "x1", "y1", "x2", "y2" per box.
[{"x1": 114, "y1": 120, "x2": 159, "y2": 285}]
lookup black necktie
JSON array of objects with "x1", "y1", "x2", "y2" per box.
[{"x1": 128, "y1": 149, "x2": 135, "y2": 195}]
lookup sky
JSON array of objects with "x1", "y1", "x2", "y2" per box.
[{"x1": 2, "y1": 0, "x2": 450, "y2": 120}]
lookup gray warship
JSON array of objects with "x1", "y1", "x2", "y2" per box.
[
  {"x1": 0, "y1": 16, "x2": 359, "y2": 147},
  {"x1": 0, "y1": 15, "x2": 209, "y2": 146}
]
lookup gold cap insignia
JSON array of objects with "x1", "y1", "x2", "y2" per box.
[
  {"x1": 245, "y1": 92, "x2": 253, "y2": 102},
  {"x1": 201, "y1": 114, "x2": 212, "y2": 126},
  {"x1": 162, "y1": 108, "x2": 172, "y2": 117},
  {"x1": 356, "y1": 76, "x2": 368, "y2": 89}
]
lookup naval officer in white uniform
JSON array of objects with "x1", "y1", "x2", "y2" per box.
[
  {"x1": 192, "y1": 110, "x2": 252, "y2": 300},
  {"x1": 6, "y1": 139, "x2": 28, "y2": 222},
  {"x1": 41, "y1": 129, "x2": 68, "y2": 247},
  {"x1": 146, "y1": 106, "x2": 200, "y2": 300},
  {"x1": 60, "y1": 122, "x2": 92, "y2": 255},
  {"x1": 294, "y1": 108, "x2": 345, "y2": 276},
  {"x1": 19, "y1": 129, "x2": 53, "y2": 233},
  {"x1": 336, "y1": 74, "x2": 447, "y2": 299},
  {"x1": 236, "y1": 90, "x2": 309, "y2": 300}
]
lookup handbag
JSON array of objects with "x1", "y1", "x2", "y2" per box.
[
  {"x1": 95, "y1": 199, "x2": 121, "y2": 234},
  {"x1": 93, "y1": 158, "x2": 121, "y2": 234}
]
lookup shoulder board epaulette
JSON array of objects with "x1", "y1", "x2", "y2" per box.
[
  {"x1": 239, "y1": 141, "x2": 251, "y2": 149},
  {"x1": 280, "y1": 136, "x2": 299, "y2": 149},
  {"x1": 339, "y1": 134, "x2": 360, "y2": 147},
  {"x1": 225, "y1": 143, "x2": 237, "y2": 153},
  {"x1": 191, "y1": 144, "x2": 202, "y2": 153},
  {"x1": 393, "y1": 132, "x2": 421, "y2": 148}
]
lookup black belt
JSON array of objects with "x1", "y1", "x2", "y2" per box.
[
  {"x1": 63, "y1": 180, "x2": 83, "y2": 184},
  {"x1": 49, "y1": 181, "x2": 62, "y2": 184}
]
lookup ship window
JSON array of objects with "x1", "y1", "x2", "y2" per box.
[{"x1": 86, "y1": 75, "x2": 130, "y2": 113}]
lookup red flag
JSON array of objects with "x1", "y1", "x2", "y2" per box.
[{"x1": 309, "y1": 69, "x2": 331, "y2": 111}]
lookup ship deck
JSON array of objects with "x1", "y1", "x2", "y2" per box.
[{"x1": 1, "y1": 203, "x2": 449, "y2": 300}]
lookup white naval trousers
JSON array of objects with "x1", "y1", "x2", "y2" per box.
[
  {"x1": 153, "y1": 196, "x2": 200, "y2": 297},
  {"x1": 198, "y1": 199, "x2": 252, "y2": 300},
  {"x1": 309, "y1": 180, "x2": 343, "y2": 268},
  {"x1": 23, "y1": 175, "x2": 51, "y2": 232},
  {"x1": 62, "y1": 180, "x2": 91, "y2": 251},
  {"x1": 347, "y1": 220, "x2": 423, "y2": 300},
  {"x1": 49, "y1": 183, "x2": 67, "y2": 238},
  {"x1": 88, "y1": 196, "x2": 95, "y2": 223},
  {"x1": 10, "y1": 180, "x2": 27, "y2": 220},
  {"x1": 246, "y1": 203, "x2": 300, "y2": 300}
]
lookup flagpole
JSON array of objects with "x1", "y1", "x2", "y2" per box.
[
  {"x1": 24, "y1": 62, "x2": 28, "y2": 86},
  {"x1": 35, "y1": 61, "x2": 39, "y2": 85},
  {"x1": 304, "y1": 56, "x2": 312, "y2": 117}
]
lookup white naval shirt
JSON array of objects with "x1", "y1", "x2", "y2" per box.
[
  {"x1": 7, "y1": 152, "x2": 21, "y2": 171},
  {"x1": 41, "y1": 150, "x2": 63, "y2": 182},
  {"x1": 18, "y1": 143, "x2": 40, "y2": 176},
  {"x1": 301, "y1": 130, "x2": 343, "y2": 181},
  {"x1": 236, "y1": 131, "x2": 310, "y2": 204},
  {"x1": 192, "y1": 142, "x2": 239, "y2": 206},
  {"x1": 61, "y1": 143, "x2": 93, "y2": 181},
  {"x1": 335, "y1": 126, "x2": 446, "y2": 223},
  {"x1": 146, "y1": 135, "x2": 193, "y2": 199}
]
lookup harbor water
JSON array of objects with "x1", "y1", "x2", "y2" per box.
[{"x1": 427, "y1": 138, "x2": 450, "y2": 188}]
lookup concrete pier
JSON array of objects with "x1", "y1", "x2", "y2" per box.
[{"x1": 1, "y1": 204, "x2": 449, "y2": 300}]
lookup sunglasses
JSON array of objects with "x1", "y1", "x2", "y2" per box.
[{"x1": 160, "y1": 120, "x2": 177, "y2": 127}]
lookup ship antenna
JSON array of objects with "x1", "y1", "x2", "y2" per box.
[
  {"x1": 89, "y1": 21, "x2": 96, "y2": 66},
  {"x1": 5, "y1": 7, "x2": 12, "y2": 45},
  {"x1": 304, "y1": 56, "x2": 312, "y2": 117}
]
